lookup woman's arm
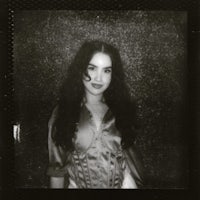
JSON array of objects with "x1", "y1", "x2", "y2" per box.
[
  {"x1": 50, "y1": 177, "x2": 65, "y2": 188},
  {"x1": 124, "y1": 145, "x2": 146, "y2": 188},
  {"x1": 47, "y1": 106, "x2": 67, "y2": 189},
  {"x1": 121, "y1": 167, "x2": 138, "y2": 189}
]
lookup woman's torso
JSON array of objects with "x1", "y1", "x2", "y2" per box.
[{"x1": 64, "y1": 103, "x2": 127, "y2": 188}]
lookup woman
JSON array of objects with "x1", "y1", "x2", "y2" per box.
[{"x1": 47, "y1": 40, "x2": 144, "y2": 188}]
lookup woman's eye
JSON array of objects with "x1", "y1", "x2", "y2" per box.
[
  {"x1": 87, "y1": 66, "x2": 95, "y2": 71},
  {"x1": 105, "y1": 69, "x2": 112, "y2": 73}
]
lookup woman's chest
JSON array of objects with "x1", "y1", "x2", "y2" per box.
[{"x1": 72, "y1": 116, "x2": 122, "y2": 154}]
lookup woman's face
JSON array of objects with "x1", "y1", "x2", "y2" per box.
[{"x1": 83, "y1": 52, "x2": 112, "y2": 97}]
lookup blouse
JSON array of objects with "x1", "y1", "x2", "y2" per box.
[{"x1": 47, "y1": 104, "x2": 144, "y2": 189}]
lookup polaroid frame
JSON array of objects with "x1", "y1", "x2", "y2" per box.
[{"x1": 1, "y1": 0, "x2": 199, "y2": 199}]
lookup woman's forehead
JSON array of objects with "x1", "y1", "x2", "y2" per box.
[{"x1": 89, "y1": 52, "x2": 112, "y2": 67}]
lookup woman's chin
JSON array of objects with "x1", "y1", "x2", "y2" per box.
[{"x1": 88, "y1": 89, "x2": 104, "y2": 96}]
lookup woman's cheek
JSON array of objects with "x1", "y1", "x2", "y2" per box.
[
  {"x1": 105, "y1": 74, "x2": 112, "y2": 84},
  {"x1": 88, "y1": 71, "x2": 95, "y2": 80}
]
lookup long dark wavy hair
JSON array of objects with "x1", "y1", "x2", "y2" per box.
[{"x1": 53, "y1": 40, "x2": 139, "y2": 151}]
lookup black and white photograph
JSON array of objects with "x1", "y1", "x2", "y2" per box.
[
  {"x1": 1, "y1": 1, "x2": 199, "y2": 198},
  {"x1": 12, "y1": 10, "x2": 189, "y2": 189}
]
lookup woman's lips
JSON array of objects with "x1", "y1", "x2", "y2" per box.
[{"x1": 91, "y1": 83, "x2": 103, "y2": 89}]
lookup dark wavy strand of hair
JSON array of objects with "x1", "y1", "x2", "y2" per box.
[{"x1": 53, "y1": 40, "x2": 140, "y2": 151}]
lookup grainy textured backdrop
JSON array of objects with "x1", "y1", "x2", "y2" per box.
[{"x1": 13, "y1": 10, "x2": 188, "y2": 188}]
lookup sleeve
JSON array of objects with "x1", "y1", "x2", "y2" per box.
[
  {"x1": 121, "y1": 166, "x2": 138, "y2": 189},
  {"x1": 123, "y1": 144, "x2": 146, "y2": 188},
  {"x1": 46, "y1": 106, "x2": 68, "y2": 177}
]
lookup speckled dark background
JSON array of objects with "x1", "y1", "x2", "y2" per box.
[{"x1": 13, "y1": 10, "x2": 188, "y2": 188}]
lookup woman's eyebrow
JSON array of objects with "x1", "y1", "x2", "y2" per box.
[{"x1": 88, "y1": 63, "x2": 112, "y2": 68}]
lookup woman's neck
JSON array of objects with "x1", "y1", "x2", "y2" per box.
[{"x1": 84, "y1": 92, "x2": 104, "y2": 105}]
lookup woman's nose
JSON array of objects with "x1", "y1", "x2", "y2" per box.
[{"x1": 95, "y1": 71, "x2": 102, "y2": 82}]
